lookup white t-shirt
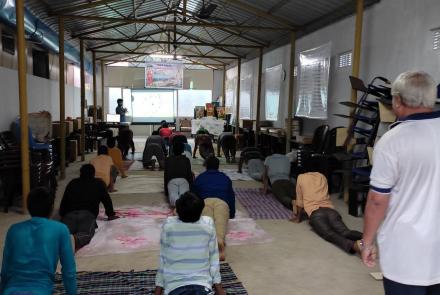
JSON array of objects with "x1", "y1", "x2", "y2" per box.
[{"x1": 370, "y1": 111, "x2": 440, "y2": 285}]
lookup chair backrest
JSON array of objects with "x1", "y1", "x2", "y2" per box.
[{"x1": 311, "y1": 125, "x2": 330, "y2": 153}]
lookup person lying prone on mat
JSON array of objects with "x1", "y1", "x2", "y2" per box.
[
  {"x1": 154, "y1": 192, "x2": 226, "y2": 295},
  {"x1": 193, "y1": 133, "x2": 214, "y2": 159},
  {"x1": 164, "y1": 142, "x2": 194, "y2": 208},
  {"x1": 262, "y1": 152, "x2": 295, "y2": 209},
  {"x1": 291, "y1": 165, "x2": 362, "y2": 255},
  {"x1": 191, "y1": 156, "x2": 235, "y2": 261},
  {"x1": 59, "y1": 164, "x2": 119, "y2": 251},
  {"x1": 107, "y1": 136, "x2": 128, "y2": 178}
]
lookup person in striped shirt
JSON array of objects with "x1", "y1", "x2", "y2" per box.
[{"x1": 154, "y1": 192, "x2": 226, "y2": 295}]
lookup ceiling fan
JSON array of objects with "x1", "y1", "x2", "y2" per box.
[{"x1": 196, "y1": 0, "x2": 234, "y2": 23}]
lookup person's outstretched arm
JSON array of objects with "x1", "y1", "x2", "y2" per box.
[
  {"x1": 227, "y1": 178, "x2": 236, "y2": 218},
  {"x1": 59, "y1": 225, "x2": 77, "y2": 295},
  {"x1": 99, "y1": 181, "x2": 117, "y2": 219},
  {"x1": 155, "y1": 223, "x2": 167, "y2": 295},
  {"x1": 208, "y1": 221, "x2": 222, "y2": 292},
  {"x1": 291, "y1": 176, "x2": 304, "y2": 223}
]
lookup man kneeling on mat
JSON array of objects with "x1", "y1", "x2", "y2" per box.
[
  {"x1": 59, "y1": 164, "x2": 119, "y2": 250},
  {"x1": 291, "y1": 165, "x2": 362, "y2": 254},
  {"x1": 154, "y1": 192, "x2": 226, "y2": 295}
]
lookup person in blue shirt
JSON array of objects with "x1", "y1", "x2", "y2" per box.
[
  {"x1": 192, "y1": 156, "x2": 235, "y2": 261},
  {"x1": 0, "y1": 187, "x2": 77, "y2": 295}
]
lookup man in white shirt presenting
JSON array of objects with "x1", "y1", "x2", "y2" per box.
[{"x1": 361, "y1": 71, "x2": 440, "y2": 294}]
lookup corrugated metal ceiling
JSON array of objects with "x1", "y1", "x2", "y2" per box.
[{"x1": 24, "y1": 0, "x2": 380, "y2": 68}]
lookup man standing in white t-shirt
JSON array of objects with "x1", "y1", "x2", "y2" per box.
[{"x1": 361, "y1": 71, "x2": 440, "y2": 294}]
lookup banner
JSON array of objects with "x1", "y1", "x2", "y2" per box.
[{"x1": 145, "y1": 60, "x2": 183, "y2": 89}]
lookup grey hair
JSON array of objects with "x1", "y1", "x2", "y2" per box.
[{"x1": 391, "y1": 71, "x2": 437, "y2": 108}]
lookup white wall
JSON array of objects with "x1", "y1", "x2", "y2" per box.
[
  {"x1": 230, "y1": 0, "x2": 440, "y2": 135},
  {"x1": 0, "y1": 66, "x2": 92, "y2": 130},
  {"x1": 212, "y1": 69, "x2": 224, "y2": 101}
]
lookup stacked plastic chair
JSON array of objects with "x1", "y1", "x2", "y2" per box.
[
  {"x1": 334, "y1": 76, "x2": 391, "y2": 216},
  {"x1": 0, "y1": 131, "x2": 22, "y2": 212}
]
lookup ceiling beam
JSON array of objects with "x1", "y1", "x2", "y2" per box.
[
  {"x1": 174, "y1": 29, "x2": 246, "y2": 58},
  {"x1": 85, "y1": 29, "x2": 167, "y2": 50},
  {"x1": 71, "y1": 9, "x2": 172, "y2": 38},
  {"x1": 59, "y1": 14, "x2": 288, "y2": 31},
  {"x1": 177, "y1": 8, "x2": 269, "y2": 47},
  {"x1": 50, "y1": 0, "x2": 121, "y2": 15},
  {"x1": 83, "y1": 36, "x2": 261, "y2": 49},
  {"x1": 101, "y1": 59, "x2": 224, "y2": 67},
  {"x1": 223, "y1": 0, "x2": 296, "y2": 29},
  {"x1": 94, "y1": 50, "x2": 239, "y2": 59}
]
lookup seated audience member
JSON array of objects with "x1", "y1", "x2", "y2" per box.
[
  {"x1": 154, "y1": 192, "x2": 225, "y2": 295},
  {"x1": 291, "y1": 167, "x2": 362, "y2": 254},
  {"x1": 238, "y1": 147, "x2": 264, "y2": 173},
  {"x1": 107, "y1": 137, "x2": 128, "y2": 178},
  {"x1": 263, "y1": 152, "x2": 295, "y2": 209},
  {"x1": 159, "y1": 123, "x2": 173, "y2": 143},
  {"x1": 90, "y1": 145, "x2": 118, "y2": 192},
  {"x1": 217, "y1": 132, "x2": 237, "y2": 163},
  {"x1": 164, "y1": 142, "x2": 193, "y2": 206},
  {"x1": 117, "y1": 126, "x2": 135, "y2": 159},
  {"x1": 192, "y1": 156, "x2": 235, "y2": 260},
  {"x1": 59, "y1": 164, "x2": 119, "y2": 250},
  {"x1": 0, "y1": 187, "x2": 76, "y2": 294},
  {"x1": 143, "y1": 135, "x2": 167, "y2": 170},
  {"x1": 193, "y1": 133, "x2": 214, "y2": 159}
]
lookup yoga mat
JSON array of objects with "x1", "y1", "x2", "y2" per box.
[
  {"x1": 113, "y1": 175, "x2": 164, "y2": 194},
  {"x1": 221, "y1": 169, "x2": 253, "y2": 181},
  {"x1": 54, "y1": 263, "x2": 248, "y2": 295},
  {"x1": 234, "y1": 188, "x2": 292, "y2": 220},
  {"x1": 77, "y1": 206, "x2": 272, "y2": 257}
]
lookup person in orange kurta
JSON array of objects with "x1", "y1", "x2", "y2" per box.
[
  {"x1": 107, "y1": 137, "x2": 128, "y2": 178},
  {"x1": 90, "y1": 146, "x2": 117, "y2": 192}
]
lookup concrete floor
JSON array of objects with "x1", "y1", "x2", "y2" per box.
[{"x1": 0, "y1": 139, "x2": 384, "y2": 295}]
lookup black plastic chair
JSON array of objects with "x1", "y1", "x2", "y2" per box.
[{"x1": 296, "y1": 125, "x2": 331, "y2": 176}]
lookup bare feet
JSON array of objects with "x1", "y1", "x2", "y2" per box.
[{"x1": 352, "y1": 240, "x2": 362, "y2": 255}]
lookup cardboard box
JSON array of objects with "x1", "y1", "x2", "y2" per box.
[{"x1": 52, "y1": 121, "x2": 70, "y2": 138}]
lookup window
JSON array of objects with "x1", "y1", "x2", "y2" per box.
[
  {"x1": 264, "y1": 64, "x2": 282, "y2": 121},
  {"x1": 338, "y1": 51, "x2": 352, "y2": 68},
  {"x1": 178, "y1": 90, "x2": 212, "y2": 117},
  {"x1": 433, "y1": 29, "x2": 440, "y2": 50},
  {"x1": 293, "y1": 65, "x2": 298, "y2": 77},
  {"x1": 2, "y1": 30, "x2": 14, "y2": 55},
  {"x1": 32, "y1": 49, "x2": 49, "y2": 79},
  {"x1": 239, "y1": 74, "x2": 253, "y2": 119}
]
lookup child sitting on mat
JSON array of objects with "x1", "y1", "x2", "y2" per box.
[{"x1": 154, "y1": 192, "x2": 226, "y2": 295}]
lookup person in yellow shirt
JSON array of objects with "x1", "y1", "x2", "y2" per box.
[
  {"x1": 90, "y1": 146, "x2": 118, "y2": 192},
  {"x1": 107, "y1": 137, "x2": 128, "y2": 178},
  {"x1": 291, "y1": 166, "x2": 362, "y2": 254}
]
